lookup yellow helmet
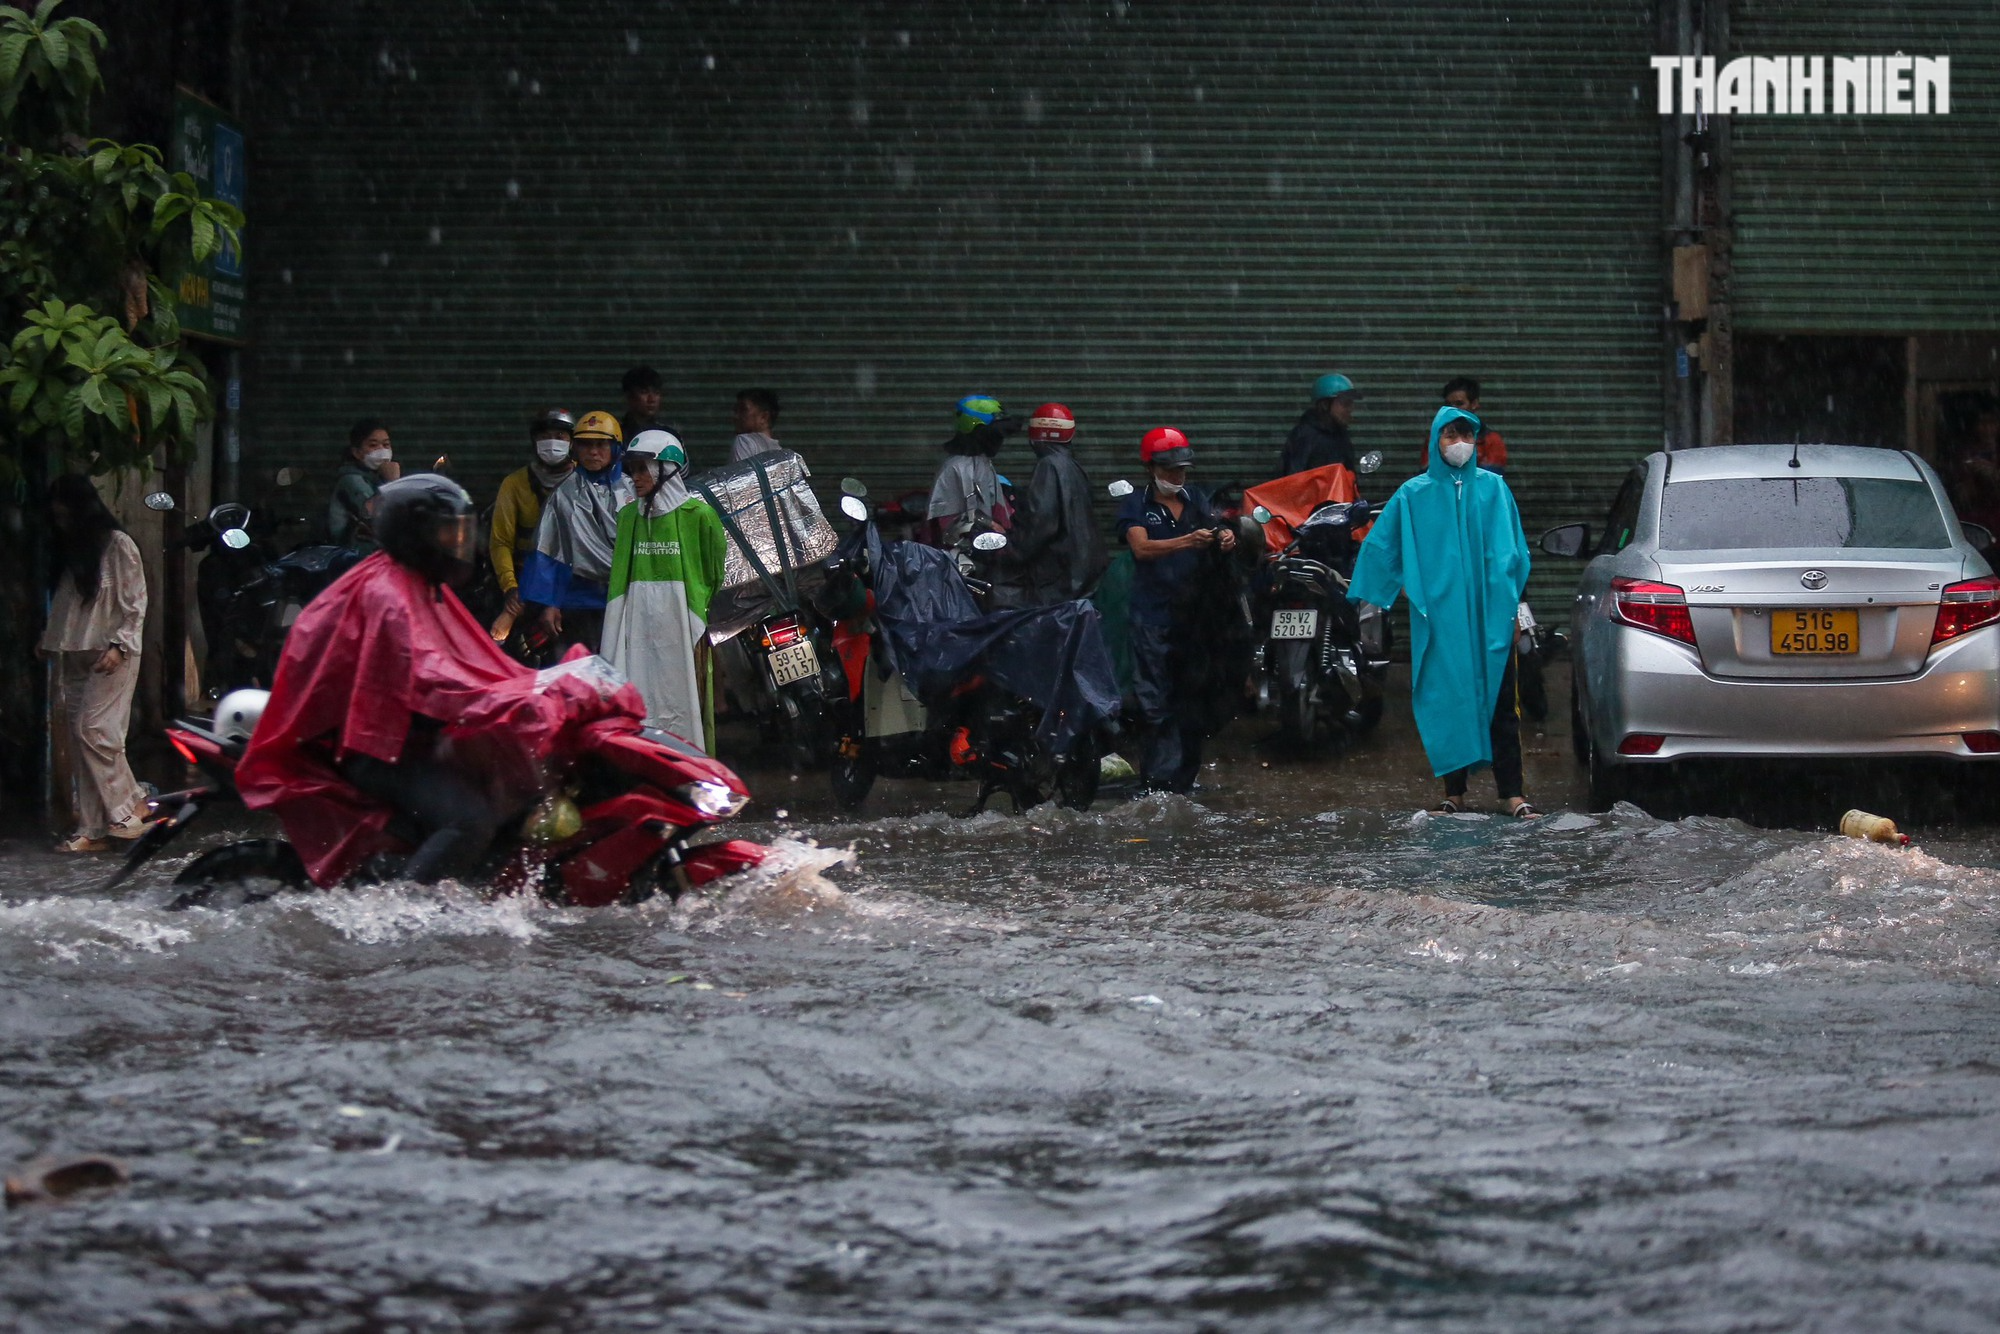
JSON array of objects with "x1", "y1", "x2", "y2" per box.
[{"x1": 573, "y1": 410, "x2": 623, "y2": 443}]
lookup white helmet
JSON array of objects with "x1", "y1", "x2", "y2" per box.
[{"x1": 213, "y1": 689, "x2": 270, "y2": 745}]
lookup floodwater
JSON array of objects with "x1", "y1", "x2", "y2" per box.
[{"x1": 6, "y1": 669, "x2": 2000, "y2": 1331}]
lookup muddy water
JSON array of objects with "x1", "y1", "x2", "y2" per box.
[{"x1": 6, "y1": 694, "x2": 2000, "y2": 1329}]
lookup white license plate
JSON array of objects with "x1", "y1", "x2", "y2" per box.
[
  {"x1": 768, "y1": 638, "x2": 820, "y2": 687},
  {"x1": 1270, "y1": 609, "x2": 1320, "y2": 639}
]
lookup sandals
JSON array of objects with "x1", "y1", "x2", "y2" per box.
[
  {"x1": 1508, "y1": 800, "x2": 1543, "y2": 820},
  {"x1": 1429, "y1": 798, "x2": 1464, "y2": 815},
  {"x1": 55, "y1": 835, "x2": 109, "y2": 854}
]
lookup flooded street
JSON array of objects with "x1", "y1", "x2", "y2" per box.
[{"x1": 7, "y1": 667, "x2": 2000, "y2": 1330}]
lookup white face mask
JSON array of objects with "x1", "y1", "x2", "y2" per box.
[
  {"x1": 1153, "y1": 475, "x2": 1185, "y2": 498},
  {"x1": 535, "y1": 437, "x2": 572, "y2": 466},
  {"x1": 1441, "y1": 439, "x2": 1475, "y2": 469},
  {"x1": 362, "y1": 446, "x2": 392, "y2": 471}
]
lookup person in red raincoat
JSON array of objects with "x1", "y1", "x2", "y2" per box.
[{"x1": 236, "y1": 475, "x2": 644, "y2": 886}]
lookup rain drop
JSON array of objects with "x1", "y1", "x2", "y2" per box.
[
  {"x1": 895, "y1": 30, "x2": 910, "y2": 47},
  {"x1": 850, "y1": 98, "x2": 870, "y2": 126},
  {"x1": 1022, "y1": 89, "x2": 1043, "y2": 123},
  {"x1": 702, "y1": 54, "x2": 716, "y2": 71},
  {"x1": 280, "y1": 268, "x2": 293, "y2": 284},
  {"x1": 1138, "y1": 143, "x2": 1155, "y2": 168},
  {"x1": 428, "y1": 226, "x2": 442, "y2": 244},
  {"x1": 505, "y1": 179, "x2": 520, "y2": 199},
  {"x1": 343, "y1": 348, "x2": 355, "y2": 365},
  {"x1": 528, "y1": 79, "x2": 541, "y2": 95},
  {"x1": 1268, "y1": 170, "x2": 1284, "y2": 195},
  {"x1": 893, "y1": 157, "x2": 915, "y2": 189},
  {"x1": 855, "y1": 364, "x2": 877, "y2": 396},
  {"x1": 507, "y1": 69, "x2": 520, "y2": 87},
  {"x1": 625, "y1": 30, "x2": 641, "y2": 55},
  {"x1": 377, "y1": 251, "x2": 391, "y2": 267}
]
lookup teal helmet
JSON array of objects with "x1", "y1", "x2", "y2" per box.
[
  {"x1": 1312, "y1": 372, "x2": 1362, "y2": 402},
  {"x1": 955, "y1": 394, "x2": 1004, "y2": 434}
]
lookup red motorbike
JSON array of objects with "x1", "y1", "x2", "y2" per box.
[{"x1": 105, "y1": 693, "x2": 767, "y2": 911}]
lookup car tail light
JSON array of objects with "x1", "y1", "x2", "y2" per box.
[
  {"x1": 1930, "y1": 576, "x2": 2000, "y2": 646},
  {"x1": 1618, "y1": 734, "x2": 1666, "y2": 756},
  {"x1": 761, "y1": 615, "x2": 803, "y2": 649},
  {"x1": 1965, "y1": 731, "x2": 2000, "y2": 754},
  {"x1": 1610, "y1": 578, "x2": 1696, "y2": 646}
]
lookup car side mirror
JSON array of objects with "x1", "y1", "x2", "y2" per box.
[
  {"x1": 1107, "y1": 479, "x2": 1134, "y2": 499},
  {"x1": 1540, "y1": 523, "x2": 1591, "y2": 558},
  {"x1": 1963, "y1": 521, "x2": 1994, "y2": 551},
  {"x1": 1356, "y1": 451, "x2": 1383, "y2": 475},
  {"x1": 839, "y1": 494, "x2": 869, "y2": 523}
]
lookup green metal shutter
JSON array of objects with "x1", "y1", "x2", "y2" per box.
[
  {"x1": 1730, "y1": 1, "x2": 2000, "y2": 332},
  {"x1": 242, "y1": 1, "x2": 1662, "y2": 619}
]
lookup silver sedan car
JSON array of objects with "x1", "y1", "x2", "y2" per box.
[{"x1": 1542, "y1": 444, "x2": 2000, "y2": 808}]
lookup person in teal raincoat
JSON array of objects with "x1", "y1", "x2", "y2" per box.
[{"x1": 1348, "y1": 405, "x2": 1539, "y2": 817}]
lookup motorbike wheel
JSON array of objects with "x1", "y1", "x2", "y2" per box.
[
  {"x1": 1518, "y1": 650, "x2": 1550, "y2": 723},
  {"x1": 1053, "y1": 733, "x2": 1101, "y2": 811},
  {"x1": 788, "y1": 692, "x2": 835, "y2": 771},
  {"x1": 1284, "y1": 683, "x2": 1321, "y2": 747},
  {"x1": 166, "y1": 839, "x2": 309, "y2": 911},
  {"x1": 1343, "y1": 693, "x2": 1385, "y2": 738},
  {"x1": 829, "y1": 744, "x2": 878, "y2": 809}
]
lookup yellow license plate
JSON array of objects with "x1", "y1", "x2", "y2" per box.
[{"x1": 1770, "y1": 609, "x2": 1859, "y2": 655}]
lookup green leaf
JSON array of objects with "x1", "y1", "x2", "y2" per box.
[
  {"x1": 0, "y1": 30, "x2": 30, "y2": 84},
  {"x1": 31, "y1": 0, "x2": 60, "y2": 23},
  {"x1": 170, "y1": 386, "x2": 194, "y2": 438},
  {"x1": 58, "y1": 386, "x2": 85, "y2": 440},
  {"x1": 190, "y1": 209, "x2": 215, "y2": 259},
  {"x1": 37, "y1": 24, "x2": 65, "y2": 69},
  {"x1": 75, "y1": 373, "x2": 103, "y2": 415},
  {"x1": 9, "y1": 375, "x2": 35, "y2": 416},
  {"x1": 142, "y1": 378, "x2": 168, "y2": 427},
  {"x1": 0, "y1": 8, "x2": 30, "y2": 28}
]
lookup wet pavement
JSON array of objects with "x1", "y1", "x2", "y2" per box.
[{"x1": 6, "y1": 664, "x2": 2000, "y2": 1330}]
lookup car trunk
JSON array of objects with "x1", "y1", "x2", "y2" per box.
[{"x1": 1653, "y1": 552, "x2": 1967, "y2": 680}]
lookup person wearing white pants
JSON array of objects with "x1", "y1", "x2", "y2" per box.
[{"x1": 38, "y1": 476, "x2": 149, "y2": 853}]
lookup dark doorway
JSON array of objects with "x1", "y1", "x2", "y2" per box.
[{"x1": 1733, "y1": 335, "x2": 1906, "y2": 448}]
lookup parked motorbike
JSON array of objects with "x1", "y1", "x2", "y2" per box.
[
  {"x1": 103, "y1": 675, "x2": 767, "y2": 910},
  {"x1": 1514, "y1": 600, "x2": 1565, "y2": 723},
  {"x1": 821, "y1": 491, "x2": 1105, "y2": 814},
  {"x1": 1250, "y1": 497, "x2": 1390, "y2": 746},
  {"x1": 143, "y1": 491, "x2": 361, "y2": 695}
]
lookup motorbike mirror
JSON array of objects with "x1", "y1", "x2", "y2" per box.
[
  {"x1": 208, "y1": 502, "x2": 250, "y2": 530},
  {"x1": 972, "y1": 531, "x2": 1008, "y2": 552},
  {"x1": 841, "y1": 477, "x2": 869, "y2": 499},
  {"x1": 1107, "y1": 479, "x2": 1134, "y2": 499},
  {"x1": 274, "y1": 467, "x2": 299, "y2": 487},
  {"x1": 1539, "y1": 523, "x2": 1591, "y2": 559},
  {"x1": 142, "y1": 492, "x2": 176, "y2": 512},
  {"x1": 1357, "y1": 451, "x2": 1384, "y2": 475},
  {"x1": 839, "y1": 494, "x2": 869, "y2": 523},
  {"x1": 1251, "y1": 505, "x2": 1272, "y2": 525},
  {"x1": 220, "y1": 527, "x2": 252, "y2": 550}
]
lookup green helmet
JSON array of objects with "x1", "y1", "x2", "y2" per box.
[
  {"x1": 955, "y1": 394, "x2": 1004, "y2": 434},
  {"x1": 1312, "y1": 372, "x2": 1362, "y2": 402}
]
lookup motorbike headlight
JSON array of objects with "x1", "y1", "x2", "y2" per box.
[{"x1": 674, "y1": 780, "x2": 750, "y2": 819}]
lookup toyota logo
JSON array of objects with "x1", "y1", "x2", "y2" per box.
[{"x1": 1800, "y1": 569, "x2": 1829, "y2": 590}]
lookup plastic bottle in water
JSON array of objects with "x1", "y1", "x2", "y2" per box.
[{"x1": 1840, "y1": 810, "x2": 1910, "y2": 846}]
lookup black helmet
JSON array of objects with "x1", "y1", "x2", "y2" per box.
[
  {"x1": 374, "y1": 474, "x2": 477, "y2": 587},
  {"x1": 530, "y1": 407, "x2": 576, "y2": 438}
]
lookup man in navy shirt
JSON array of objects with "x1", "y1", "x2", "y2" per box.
[{"x1": 1116, "y1": 427, "x2": 1237, "y2": 793}]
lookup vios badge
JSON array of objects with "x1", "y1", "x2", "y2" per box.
[{"x1": 1800, "y1": 569, "x2": 1829, "y2": 590}]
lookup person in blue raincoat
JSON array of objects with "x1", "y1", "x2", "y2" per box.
[{"x1": 1348, "y1": 405, "x2": 1539, "y2": 817}]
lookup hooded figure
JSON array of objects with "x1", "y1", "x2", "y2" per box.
[
  {"x1": 1003, "y1": 402, "x2": 1109, "y2": 605},
  {"x1": 1348, "y1": 405, "x2": 1531, "y2": 781},
  {"x1": 601, "y1": 431, "x2": 729, "y2": 750}
]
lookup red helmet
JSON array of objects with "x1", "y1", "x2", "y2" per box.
[
  {"x1": 1140, "y1": 426, "x2": 1195, "y2": 467},
  {"x1": 1027, "y1": 402, "x2": 1076, "y2": 444}
]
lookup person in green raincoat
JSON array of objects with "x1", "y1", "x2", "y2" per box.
[
  {"x1": 603, "y1": 430, "x2": 729, "y2": 750},
  {"x1": 1348, "y1": 405, "x2": 1538, "y2": 817}
]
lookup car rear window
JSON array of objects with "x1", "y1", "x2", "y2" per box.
[{"x1": 1658, "y1": 477, "x2": 1953, "y2": 550}]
